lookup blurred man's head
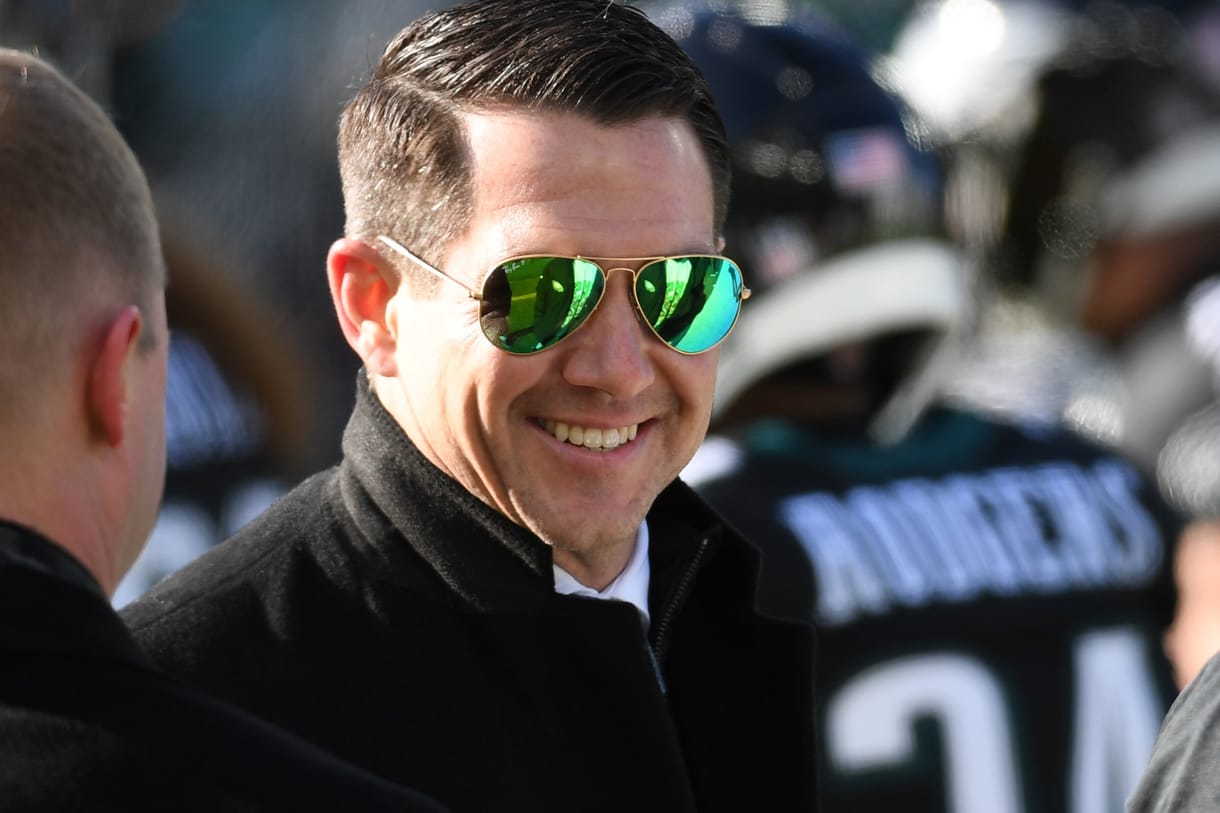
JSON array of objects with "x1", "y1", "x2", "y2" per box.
[
  {"x1": 655, "y1": 1, "x2": 965, "y2": 442},
  {"x1": 1000, "y1": 51, "x2": 1220, "y2": 344},
  {"x1": 0, "y1": 49, "x2": 168, "y2": 593}
]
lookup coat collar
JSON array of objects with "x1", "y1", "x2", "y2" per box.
[
  {"x1": 334, "y1": 373, "x2": 743, "y2": 616},
  {"x1": 0, "y1": 520, "x2": 151, "y2": 668},
  {"x1": 338, "y1": 374, "x2": 556, "y2": 613}
]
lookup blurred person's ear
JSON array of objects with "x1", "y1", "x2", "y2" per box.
[
  {"x1": 87, "y1": 305, "x2": 145, "y2": 446},
  {"x1": 327, "y1": 238, "x2": 400, "y2": 377}
]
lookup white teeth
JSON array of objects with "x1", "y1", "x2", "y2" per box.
[{"x1": 543, "y1": 420, "x2": 639, "y2": 451}]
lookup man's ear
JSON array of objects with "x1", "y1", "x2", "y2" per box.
[
  {"x1": 327, "y1": 238, "x2": 400, "y2": 376},
  {"x1": 87, "y1": 305, "x2": 143, "y2": 447}
]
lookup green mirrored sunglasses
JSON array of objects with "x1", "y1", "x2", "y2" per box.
[{"x1": 377, "y1": 236, "x2": 750, "y2": 355}]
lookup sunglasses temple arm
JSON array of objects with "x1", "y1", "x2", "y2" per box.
[{"x1": 375, "y1": 235, "x2": 483, "y2": 300}]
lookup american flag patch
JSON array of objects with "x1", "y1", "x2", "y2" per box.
[{"x1": 824, "y1": 127, "x2": 908, "y2": 193}]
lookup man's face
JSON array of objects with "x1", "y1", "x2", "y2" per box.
[{"x1": 376, "y1": 110, "x2": 720, "y2": 583}]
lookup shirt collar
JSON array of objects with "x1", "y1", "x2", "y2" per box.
[{"x1": 552, "y1": 521, "x2": 651, "y2": 629}]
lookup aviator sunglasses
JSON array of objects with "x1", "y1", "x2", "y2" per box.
[{"x1": 377, "y1": 235, "x2": 750, "y2": 356}]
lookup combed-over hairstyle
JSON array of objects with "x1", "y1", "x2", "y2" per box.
[
  {"x1": 337, "y1": 0, "x2": 730, "y2": 271},
  {"x1": 0, "y1": 49, "x2": 164, "y2": 402}
]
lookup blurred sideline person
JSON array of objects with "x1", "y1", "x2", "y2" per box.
[
  {"x1": 0, "y1": 48, "x2": 444, "y2": 812},
  {"x1": 892, "y1": 1, "x2": 1220, "y2": 688},
  {"x1": 988, "y1": 17, "x2": 1220, "y2": 694},
  {"x1": 932, "y1": 0, "x2": 1220, "y2": 688},
  {"x1": 121, "y1": 2, "x2": 817, "y2": 811},
  {"x1": 662, "y1": 6, "x2": 1183, "y2": 812}
]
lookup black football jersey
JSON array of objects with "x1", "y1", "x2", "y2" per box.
[{"x1": 685, "y1": 405, "x2": 1183, "y2": 813}]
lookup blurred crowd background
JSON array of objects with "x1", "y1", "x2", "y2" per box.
[{"x1": 2, "y1": 0, "x2": 1220, "y2": 604}]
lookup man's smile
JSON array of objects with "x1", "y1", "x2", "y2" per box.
[{"x1": 540, "y1": 419, "x2": 640, "y2": 451}]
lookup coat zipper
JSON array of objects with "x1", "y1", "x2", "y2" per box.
[{"x1": 650, "y1": 534, "x2": 711, "y2": 674}]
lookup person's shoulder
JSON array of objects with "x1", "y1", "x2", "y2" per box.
[
  {"x1": 0, "y1": 683, "x2": 448, "y2": 812},
  {"x1": 1166, "y1": 650, "x2": 1220, "y2": 723},
  {"x1": 1128, "y1": 651, "x2": 1220, "y2": 813},
  {"x1": 0, "y1": 706, "x2": 234, "y2": 812}
]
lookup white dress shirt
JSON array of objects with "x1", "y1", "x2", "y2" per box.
[{"x1": 552, "y1": 521, "x2": 651, "y2": 630}]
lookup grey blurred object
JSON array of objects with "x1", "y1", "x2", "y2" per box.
[{"x1": 1157, "y1": 278, "x2": 1220, "y2": 517}]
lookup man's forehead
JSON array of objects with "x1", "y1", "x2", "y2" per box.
[
  {"x1": 461, "y1": 107, "x2": 706, "y2": 170},
  {"x1": 437, "y1": 114, "x2": 717, "y2": 272},
  {"x1": 459, "y1": 108, "x2": 713, "y2": 210}
]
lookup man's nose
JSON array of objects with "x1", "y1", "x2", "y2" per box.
[{"x1": 559, "y1": 269, "x2": 656, "y2": 398}]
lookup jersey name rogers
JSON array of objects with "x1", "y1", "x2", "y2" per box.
[{"x1": 779, "y1": 458, "x2": 1162, "y2": 626}]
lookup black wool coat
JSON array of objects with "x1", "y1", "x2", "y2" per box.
[
  {"x1": 123, "y1": 375, "x2": 818, "y2": 812},
  {"x1": 0, "y1": 519, "x2": 446, "y2": 812}
]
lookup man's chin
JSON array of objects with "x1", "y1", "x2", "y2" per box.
[{"x1": 531, "y1": 507, "x2": 646, "y2": 556}]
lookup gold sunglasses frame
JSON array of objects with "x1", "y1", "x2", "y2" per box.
[{"x1": 375, "y1": 235, "x2": 750, "y2": 354}]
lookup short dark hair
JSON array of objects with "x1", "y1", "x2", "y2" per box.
[
  {"x1": 0, "y1": 49, "x2": 164, "y2": 407},
  {"x1": 337, "y1": 0, "x2": 729, "y2": 271}
]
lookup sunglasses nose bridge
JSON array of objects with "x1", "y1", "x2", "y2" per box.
[
  {"x1": 597, "y1": 263, "x2": 652, "y2": 324},
  {"x1": 599, "y1": 264, "x2": 640, "y2": 276}
]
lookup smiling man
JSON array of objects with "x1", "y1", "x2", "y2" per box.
[
  {"x1": 121, "y1": 1, "x2": 817, "y2": 810},
  {"x1": 363, "y1": 109, "x2": 721, "y2": 590}
]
